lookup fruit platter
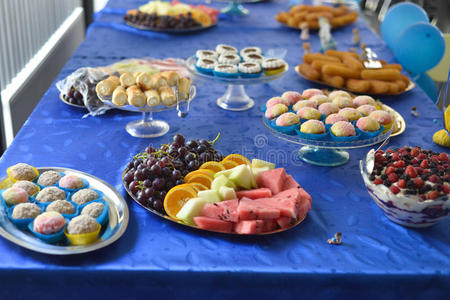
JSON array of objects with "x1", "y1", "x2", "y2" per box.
[
  {"x1": 122, "y1": 134, "x2": 311, "y2": 235},
  {"x1": 0, "y1": 164, "x2": 129, "y2": 255},
  {"x1": 296, "y1": 50, "x2": 414, "y2": 96},
  {"x1": 186, "y1": 44, "x2": 288, "y2": 111},
  {"x1": 360, "y1": 146, "x2": 449, "y2": 227},
  {"x1": 124, "y1": 0, "x2": 219, "y2": 33}
]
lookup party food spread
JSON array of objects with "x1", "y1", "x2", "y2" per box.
[
  {"x1": 297, "y1": 50, "x2": 412, "y2": 95},
  {"x1": 276, "y1": 4, "x2": 358, "y2": 30},
  {"x1": 124, "y1": 0, "x2": 219, "y2": 31}
]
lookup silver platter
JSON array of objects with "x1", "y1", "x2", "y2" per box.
[
  {"x1": 126, "y1": 21, "x2": 217, "y2": 33},
  {"x1": 0, "y1": 167, "x2": 129, "y2": 255}
]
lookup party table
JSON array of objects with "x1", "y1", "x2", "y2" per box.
[{"x1": 0, "y1": 0, "x2": 448, "y2": 298}]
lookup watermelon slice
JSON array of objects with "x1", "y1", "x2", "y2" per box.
[
  {"x1": 194, "y1": 216, "x2": 233, "y2": 233},
  {"x1": 256, "y1": 168, "x2": 287, "y2": 195},
  {"x1": 234, "y1": 220, "x2": 265, "y2": 234},
  {"x1": 253, "y1": 197, "x2": 298, "y2": 219},
  {"x1": 299, "y1": 188, "x2": 312, "y2": 206},
  {"x1": 237, "y1": 197, "x2": 281, "y2": 220},
  {"x1": 235, "y1": 188, "x2": 272, "y2": 200},
  {"x1": 276, "y1": 216, "x2": 296, "y2": 229},
  {"x1": 283, "y1": 175, "x2": 300, "y2": 190},
  {"x1": 200, "y1": 199, "x2": 239, "y2": 222},
  {"x1": 264, "y1": 219, "x2": 278, "y2": 232}
]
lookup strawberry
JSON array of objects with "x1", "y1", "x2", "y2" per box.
[
  {"x1": 375, "y1": 154, "x2": 386, "y2": 163},
  {"x1": 390, "y1": 185, "x2": 400, "y2": 194},
  {"x1": 414, "y1": 178, "x2": 424, "y2": 189},
  {"x1": 375, "y1": 150, "x2": 384, "y2": 155},
  {"x1": 442, "y1": 184, "x2": 450, "y2": 194},
  {"x1": 427, "y1": 190, "x2": 440, "y2": 200},
  {"x1": 420, "y1": 160, "x2": 429, "y2": 168},
  {"x1": 405, "y1": 165, "x2": 417, "y2": 178},
  {"x1": 428, "y1": 175, "x2": 440, "y2": 183},
  {"x1": 417, "y1": 153, "x2": 427, "y2": 160},
  {"x1": 411, "y1": 158, "x2": 419, "y2": 165},
  {"x1": 410, "y1": 147, "x2": 420, "y2": 157},
  {"x1": 386, "y1": 149, "x2": 394, "y2": 154},
  {"x1": 392, "y1": 153, "x2": 400, "y2": 161},
  {"x1": 414, "y1": 167, "x2": 423, "y2": 175},
  {"x1": 395, "y1": 160, "x2": 405, "y2": 168},
  {"x1": 397, "y1": 179, "x2": 406, "y2": 188},
  {"x1": 423, "y1": 169, "x2": 430, "y2": 174},
  {"x1": 374, "y1": 178, "x2": 383, "y2": 185},
  {"x1": 438, "y1": 153, "x2": 448, "y2": 161},
  {"x1": 388, "y1": 173, "x2": 398, "y2": 183},
  {"x1": 431, "y1": 155, "x2": 440, "y2": 163},
  {"x1": 385, "y1": 166, "x2": 396, "y2": 175},
  {"x1": 419, "y1": 194, "x2": 426, "y2": 201}
]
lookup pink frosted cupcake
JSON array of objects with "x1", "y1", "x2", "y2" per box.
[
  {"x1": 292, "y1": 100, "x2": 317, "y2": 111},
  {"x1": 357, "y1": 104, "x2": 377, "y2": 116},
  {"x1": 276, "y1": 112, "x2": 300, "y2": 126},
  {"x1": 325, "y1": 113, "x2": 348, "y2": 124},
  {"x1": 331, "y1": 121, "x2": 356, "y2": 137},
  {"x1": 300, "y1": 120, "x2": 325, "y2": 134},
  {"x1": 297, "y1": 107, "x2": 321, "y2": 120},
  {"x1": 281, "y1": 91, "x2": 302, "y2": 105},
  {"x1": 33, "y1": 211, "x2": 66, "y2": 235},
  {"x1": 266, "y1": 96, "x2": 289, "y2": 109},
  {"x1": 310, "y1": 94, "x2": 330, "y2": 105},
  {"x1": 332, "y1": 96, "x2": 354, "y2": 109},
  {"x1": 59, "y1": 175, "x2": 84, "y2": 190},
  {"x1": 353, "y1": 95, "x2": 376, "y2": 107},
  {"x1": 328, "y1": 90, "x2": 351, "y2": 100},
  {"x1": 356, "y1": 117, "x2": 380, "y2": 132},
  {"x1": 318, "y1": 103, "x2": 339, "y2": 116},
  {"x1": 302, "y1": 88, "x2": 323, "y2": 99},
  {"x1": 369, "y1": 110, "x2": 393, "y2": 125},
  {"x1": 265, "y1": 103, "x2": 288, "y2": 119},
  {"x1": 338, "y1": 108, "x2": 363, "y2": 122},
  {"x1": 2, "y1": 187, "x2": 28, "y2": 206}
]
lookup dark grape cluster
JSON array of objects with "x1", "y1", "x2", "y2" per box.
[
  {"x1": 124, "y1": 11, "x2": 202, "y2": 30},
  {"x1": 123, "y1": 134, "x2": 223, "y2": 214},
  {"x1": 63, "y1": 86, "x2": 84, "y2": 106},
  {"x1": 63, "y1": 75, "x2": 105, "y2": 108}
]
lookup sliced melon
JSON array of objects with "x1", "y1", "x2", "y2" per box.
[
  {"x1": 252, "y1": 159, "x2": 275, "y2": 169},
  {"x1": 251, "y1": 166, "x2": 271, "y2": 180},
  {"x1": 213, "y1": 169, "x2": 234, "y2": 179},
  {"x1": 219, "y1": 186, "x2": 237, "y2": 201},
  {"x1": 176, "y1": 197, "x2": 209, "y2": 225},
  {"x1": 229, "y1": 165, "x2": 253, "y2": 190},
  {"x1": 211, "y1": 174, "x2": 236, "y2": 192},
  {"x1": 197, "y1": 190, "x2": 221, "y2": 203}
]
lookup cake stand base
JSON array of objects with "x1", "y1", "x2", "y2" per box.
[
  {"x1": 217, "y1": 84, "x2": 254, "y2": 111},
  {"x1": 221, "y1": 2, "x2": 249, "y2": 16},
  {"x1": 298, "y1": 146, "x2": 349, "y2": 167},
  {"x1": 126, "y1": 112, "x2": 169, "y2": 138}
]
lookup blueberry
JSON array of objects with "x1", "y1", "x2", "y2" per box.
[
  {"x1": 383, "y1": 180, "x2": 391, "y2": 187},
  {"x1": 381, "y1": 174, "x2": 388, "y2": 180}
]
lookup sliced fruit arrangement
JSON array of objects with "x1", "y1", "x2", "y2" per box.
[
  {"x1": 123, "y1": 133, "x2": 223, "y2": 214},
  {"x1": 164, "y1": 155, "x2": 312, "y2": 234}
]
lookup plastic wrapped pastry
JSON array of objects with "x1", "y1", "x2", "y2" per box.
[
  {"x1": 112, "y1": 86, "x2": 128, "y2": 106},
  {"x1": 96, "y1": 76, "x2": 120, "y2": 97},
  {"x1": 160, "y1": 71, "x2": 180, "y2": 86},
  {"x1": 119, "y1": 72, "x2": 135, "y2": 88},
  {"x1": 150, "y1": 74, "x2": 168, "y2": 90},
  {"x1": 159, "y1": 86, "x2": 177, "y2": 106},
  {"x1": 177, "y1": 77, "x2": 192, "y2": 101},
  {"x1": 127, "y1": 85, "x2": 146, "y2": 107},
  {"x1": 145, "y1": 89, "x2": 161, "y2": 107}
]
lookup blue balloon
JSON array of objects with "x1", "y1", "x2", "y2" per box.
[
  {"x1": 394, "y1": 22, "x2": 445, "y2": 74},
  {"x1": 381, "y1": 2, "x2": 428, "y2": 50},
  {"x1": 413, "y1": 73, "x2": 438, "y2": 102}
]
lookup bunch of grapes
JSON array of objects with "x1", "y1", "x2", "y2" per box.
[
  {"x1": 63, "y1": 87, "x2": 84, "y2": 106},
  {"x1": 123, "y1": 133, "x2": 223, "y2": 214}
]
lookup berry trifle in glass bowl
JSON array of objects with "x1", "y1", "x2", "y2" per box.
[{"x1": 360, "y1": 146, "x2": 449, "y2": 227}]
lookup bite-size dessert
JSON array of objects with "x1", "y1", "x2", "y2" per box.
[
  {"x1": 195, "y1": 58, "x2": 216, "y2": 75},
  {"x1": 240, "y1": 47, "x2": 262, "y2": 57},
  {"x1": 328, "y1": 90, "x2": 351, "y2": 100},
  {"x1": 353, "y1": 95, "x2": 376, "y2": 107},
  {"x1": 293, "y1": 100, "x2": 318, "y2": 111},
  {"x1": 325, "y1": 113, "x2": 348, "y2": 124},
  {"x1": 300, "y1": 120, "x2": 326, "y2": 134},
  {"x1": 238, "y1": 62, "x2": 262, "y2": 78},
  {"x1": 71, "y1": 188, "x2": 99, "y2": 205},
  {"x1": 213, "y1": 64, "x2": 239, "y2": 78},
  {"x1": 262, "y1": 58, "x2": 287, "y2": 76},
  {"x1": 331, "y1": 121, "x2": 356, "y2": 137},
  {"x1": 218, "y1": 53, "x2": 241, "y2": 65},
  {"x1": 318, "y1": 103, "x2": 339, "y2": 116},
  {"x1": 266, "y1": 96, "x2": 289, "y2": 108},
  {"x1": 8, "y1": 163, "x2": 38, "y2": 182},
  {"x1": 12, "y1": 181, "x2": 40, "y2": 196},
  {"x1": 332, "y1": 96, "x2": 354, "y2": 109},
  {"x1": 216, "y1": 44, "x2": 238, "y2": 55},
  {"x1": 339, "y1": 108, "x2": 363, "y2": 122},
  {"x1": 12, "y1": 203, "x2": 41, "y2": 220},
  {"x1": 357, "y1": 104, "x2": 377, "y2": 116},
  {"x1": 196, "y1": 50, "x2": 218, "y2": 60},
  {"x1": 46, "y1": 200, "x2": 76, "y2": 215},
  {"x1": 37, "y1": 170, "x2": 63, "y2": 186},
  {"x1": 369, "y1": 110, "x2": 393, "y2": 126},
  {"x1": 310, "y1": 94, "x2": 330, "y2": 105},
  {"x1": 265, "y1": 104, "x2": 288, "y2": 119},
  {"x1": 35, "y1": 187, "x2": 66, "y2": 203},
  {"x1": 356, "y1": 117, "x2": 380, "y2": 132},
  {"x1": 2, "y1": 187, "x2": 28, "y2": 206},
  {"x1": 59, "y1": 175, "x2": 85, "y2": 190},
  {"x1": 67, "y1": 215, "x2": 99, "y2": 235},
  {"x1": 81, "y1": 202, "x2": 106, "y2": 219},
  {"x1": 276, "y1": 112, "x2": 300, "y2": 126},
  {"x1": 33, "y1": 212, "x2": 66, "y2": 235},
  {"x1": 281, "y1": 91, "x2": 302, "y2": 105},
  {"x1": 302, "y1": 88, "x2": 323, "y2": 99},
  {"x1": 297, "y1": 107, "x2": 321, "y2": 120},
  {"x1": 243, "y1": 53, "x2": 264, "y2": 64}
]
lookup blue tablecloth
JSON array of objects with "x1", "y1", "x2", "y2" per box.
[{"x1": 0, "y1": 0, "x2": 448, "y2": 298}]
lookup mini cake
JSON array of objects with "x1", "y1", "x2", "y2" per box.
[
  {"x1": 353, "y1": 95, "x2": 376, "y2": 107},
  {"x1": 266, "y1": 96, "x2": 289, "y2": 108},
  {"x1": 318, "y1": 103, "x2": 339, "y2": 116},
  {"x1": 71, "y1": 188, "x2": 99, "y2": 205},
  {"x1": 195, "y1": 58, "x2": 216, "y2": 74},
  {"x1": 46, "y1": 200, "x2": 76, "y2": 215},
  {"x1": 300, "y1": 120, "x2": 325, "y2": 134},
  {"x1": 262, "y1": 58, "x2": 286, "y2": 75},
  {"x1": 240, "y1": 47, "x2": 262, "y2": 57},
  {"x1": 33, "y1": 211, "x2": 66, "y2": 235},
  {"x1": 369, "y1": 110, "x2": 393, "y2": 125},
  {"x1": 37, "y1": 170, "x2": 63, "y2": 186},
  {"x1": 67, "y1": 215, "x2": 99, "y2": 235},
  {"x1": 339, "y1": 108, "x2": 363, "y2": 122},
  {"x1": 13, "y1": 181, "x2": 39, "y2": 196},
  {"x1": 265, "y1": 103, "x2": 288, "y2": 119},
  {"x1": 8, "y1": 163, "x2": 38, "y2": 181},
  {"x1": 357, "y1": 104, "x2": 377, "y2": 116},
  {"x1": 292, "y1": 100, "x2": 317, "y2": 111},
  {"x1": 238, "y1": 62, "x2": 262, "y2": 77},
  {"x1": 35, "y1": 186, "x2": 66, "y2": 203},
  {"x1": 276, "y1": 112, "x2": 300, "y2": 126},
  {"x1": 2, "y1": 187, "x2": 28, "y2": 206},
  {"x1": 332, "y1": 96, "x2": 354, "y2": 109},
  {"x1": 331, "y1": 121, "x2": 356, "y2": 137},
  {"x1": 296, "y1": 107, "x2": 321, "y2": 120},
  {"x1": 59, "y1": 175, "x2": 84, "y2": 190},
  {"x1": 215, "y1": 44, "x2": 238, "y2": 55},
  {"x1": 81, "y1": 202, "x2": 105, "y2": 219},
  {"x1": 218, "y1": 53, "x2": 241, "y2": 65},
  {"x1": 213, "y1": 64, "x2": 239, "y2": 78},
  {"x1": 356, "y1": 116, "x2": 381, "y2": 132},
  {"x1": 302, "y1": 89, "x2": 323, "y2": 99},
  {"x1": 328, "y1": 90, "x2": 351, "y2": 100},
  {"x1": 325, "y1": 113, "x2": 349, "y2": 124},
  {"x1": 12, "y1": 203, "x2": 41, "y2": 219},
  {"x1": 281, "y1": 91, "x2": 302, "y2": 105},
  {"x1": 195, "y1": 50, "x2": 218, "y2": 60},
  {"x1": 310, "y1": 94, "x2": 330, "y2": 105},
  {"x1": 243, "y1": 53, "x2": 264, "y2": 64}
]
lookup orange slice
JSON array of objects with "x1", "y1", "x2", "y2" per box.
[
  {"x1": 222, "y1": 154, "x2": 251, "y2": 165},
  {"x1": 164, "y1": 185, "x2": 198, "y2": 220},
  {"x1": 199, "y1": 161, "x2": 225, "y2": 173},
  {"x1": 185, "y1": 173, "x2": 213, "y2": 188},
  {"x1": 220, "y1": 159, "x2": 239, "y2": 170},
  {"x1": 184, "y1": 169, "x2": 214, "y2": 182},
  {"x1": 190, "y1": 182, "x2": 209, "y2": 191}
]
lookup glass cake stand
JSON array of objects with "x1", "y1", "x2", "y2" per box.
[
  {"x1": 186, "y1": 56, "x2": 287, "y2": 111},
  {"x1": 263, "y1": 117, "x2": 392, "y2": 167},
  {"x1": 99, "y1": 86, "x2": 196, "y2": 138},
  {"x1": 215, "y1": 0, "x2": 264, "y2": 16}
]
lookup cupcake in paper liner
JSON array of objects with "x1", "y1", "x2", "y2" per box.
[
  {"x1": 296, "y1": 120, "x2": 328, "y2": 140},
  {"x1": 213, "y1": 64, "x2": 239, "y2": 78},
  {"x1": 36, "y1": 171, "x2": 64, "y2": 187},
  {"x1": 310, "y1": 94, "x2": 330, "y2": 105},
  {"x1": 12, "y1": 180, "x2": 40, "y2": 197},
  {"x1": 318, "y1": 102, "x2": 339, "y2": 117},
  {"x1": 195, "y1": 50, "x2": 218, "y2": 60},
  {"x1": 58, "y1": 174, "x2": 89, "y2": 192},
  {"x1": 70, "y1": 188, "x2": 103, "y2": 206},
  {"x1": 332, "y1": 96, "x2": 354, "y2": 109},
  {"x1": 262, "y1": 58, "x2": 286, "y2": 76},
  {"x1": 302, "y1": 88, "x2": 324, "y2": 99},
  {"x1": 218, "y1": 53, "x2": 241, "y2": 65},
  {"x1": 330, "y1": 121, "x2": 359, "y2": 142},
  {"x1": 356, "y1": 117, "x2": 384, "y2": 139},
  {"x1": 1, "y1": 187, "x2": 29, "y2": 208},
  {"x1": 7, "y1": 163, "x2": 39, "y2": 182},
  {"x1": 271, "y1": 113, "x2": 300, "y2": 135},
  {"x1": 357, "y1": 104, "x2": 377, "y2": 116},
  {"x1": 240, "y1": 47, "x2": 262, "y2": 57},
  {"x1": 29, "y1": 212, "x2": 67, "y2": 244},
  {"x1": 328, "y1": 90, "x2": 351, "y2": 101},
  {"x1": 281, "y1": 91, "x2": 302, "y2": 105},
  {"x1": 65, "y1": 215, "x2": 101, "y2": 245},
  {"x1": 297, "y1": 107, "x2": 322, "y2": 122},
  {"x1": 242, "y1": 53, "x2": 264, "y2": 64},
  {"x1": 8, "y1": 202, "x2": 41, "y2": 230},
  {"x1": 353, "y1": 95, "x2": 376, "y2": 107},
  {"x1": 195, "y1": 58, "x2": 216, "y2": 75},
  {"x1": 339, "y1": 107, "x2": 363, "y2": 122},
  {"x1": 215, "y1": 44, "x2": 238, "y2": 55},
  {"x1": 293, "y1": 100, "x2": 318, "y2": 112},
  {"x1": 45, "y1": 199, "x2": 78, "y2": 219},
  {"x1": 34, "y1": 186, "x2": 67, "y2": 206},
  {"x1": 369, "y1": 110, "x2": 394, "y2": 133},
  {"x1": 238, "y1": 62, "x2": 262, "y2": 78},
  {"x1": 266, "y1": 96, "x2": 289, "y2": 109},
  {"x1": 265, "y1": 103, "x2": 288, "y2": 120},
  {"x1": 80, "y1": 200, "x2": 109, "y2": 226}
]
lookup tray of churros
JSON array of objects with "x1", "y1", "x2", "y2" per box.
[
  {"x1": 275, "y1": 4, "x2": 358, "y2": 30},
  {"x1": 296, "y1": 50, "x2": 414, "y2": 96}
]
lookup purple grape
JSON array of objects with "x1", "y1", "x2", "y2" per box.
[
  {"x1": 160, "y1": 190, "x2": 167, "y2": 199},
  {"x1": 143, "y1": 179, "x2": 152, "y2": 188},
  {"x1": 172, "y1": 170, "x2": 181, "y2": 180},
  {"x1": 196, "y1": 145, "x2": 206, "y2": 153},
  {"x1": 173, "y1": 134, "x2": 185, "y2": 145},
  {"x1": 146, "y1": 146, "x2": 155, "y2": 154},
  {"x1": 129, "y1": 181, "x2": 139, "y2": 194},
  {"x1": 178, "y1": 147, "x2": 187, "y2": 156},
  {"x1": 153, "y1": 199, "x2": 163, "y2": 211},
  {"x1": 133, "y1": 160, "x2": 142, "y2": 168},
  {"x1": 161, "y1": 157, "x2": 170, "y2": 164},
  {"x1": 152, "y1": 178, "x2": 165, "y2": 190},
  {"x1": 157, "y1": 161, "x2": 166, "y2": 168},
  {"x1": 124, "y1": 172, "x2": 134, "y2": 185},
  {"x1": 165, "y1": 181, "x2": 174, "y2": 190},
  {"x1": 135, "y1": 170, "x2": 146, "y2": 181},
  {"x1": 188, "y1": 160, "x2": 199, "y2": 170},
  {"x1": 175, "y1": 179, "x2": 184, "y2": 186},
  {"x1": 143, "y1": 187, "x2": 154, "y2": 198},
  {"x1": 185, "y1": 152, "x2": 196, "y2": 162},
  {"x1": 162, "y1": 167, "x2": 171, "y2": 177},
  {"x1": 151, "y1": 164, "x2": 161, "y2": 176},
  {"x1": 186, "y1": 140, "x2": 198, "y2": 149}
]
